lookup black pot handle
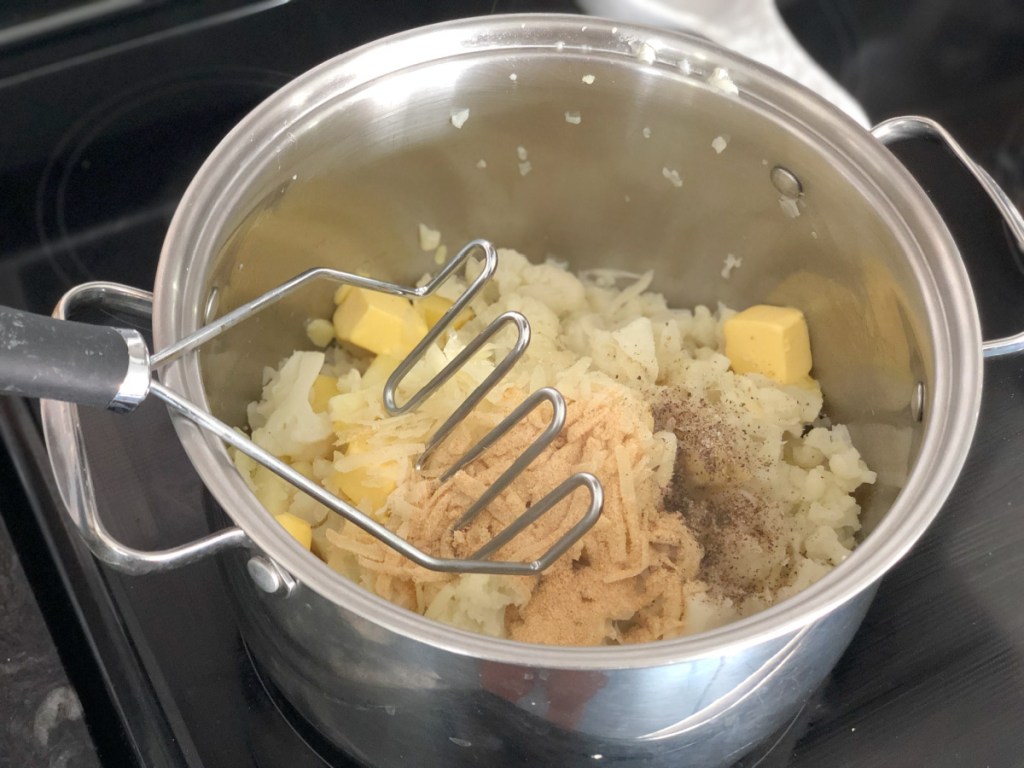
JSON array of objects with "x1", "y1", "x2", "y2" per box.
[{"x1": 871, "y1": 115, "x2": 1024, "y2": 359}]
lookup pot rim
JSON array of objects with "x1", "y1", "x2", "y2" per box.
[{"x1": 154, "y1": 13, "x2": 982, "y2": 668}]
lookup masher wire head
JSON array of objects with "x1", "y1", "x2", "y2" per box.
[{"x1": 149, "y1": 239, "x2": 604, "y2": 574}]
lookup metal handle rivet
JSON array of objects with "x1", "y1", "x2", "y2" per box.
[
  {"x1": 247, "y1": 555, "x2": 295, "y2": 595},
  {"x1": 911, "y1": 382, "x2": 926, "y2": 422},
  {"x1": 204, "y1": 287, "x2": 221, "y2": 325},
  {"x1": 770, "y1": 166, "x2": 803, "y2": 199}
]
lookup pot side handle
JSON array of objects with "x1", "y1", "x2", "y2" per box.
[
  {"x1": 38, "y1": 282, "x2": 250, "y2": 575},
  {"x1": 871, "y1": 115, "x2": 1024, "y2": 359}
]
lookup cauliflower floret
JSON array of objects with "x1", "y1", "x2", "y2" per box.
[{"x1": 248, "y1": 351, "x2": 333, "y2": 461}]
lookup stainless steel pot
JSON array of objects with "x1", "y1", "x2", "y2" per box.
[{"x1": 35, "y1": 13, "x2": 1024, "y2": 767}]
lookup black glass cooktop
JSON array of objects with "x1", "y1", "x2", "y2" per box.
[{"x1": 1, "y1": 1, "x2": 1023, "y2": 766}]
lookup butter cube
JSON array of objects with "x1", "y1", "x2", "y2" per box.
[
  {"x1": 328, "y1": 469, "x2": 396, "y2": 516},
  {"x1": 724, "y1": 305, "x2": 812, "y2": 385},
  {"x1": 415, "y1": 295, "x2": 472, "y2": 330},
  {"x1": 274, "y1": 512, "x2": 313, "y2": 550},
  {"x1": 333, "y1": 284, "x2": 353, "y2": 306},
  {"x1": 308, "y1": 374, "x2": 339, "y2": 413},
  {"x1": 333, "y1": 288, "x2": 428, "y2": 357},
  {"x1": 328, "y1": 439, "x2": 400, "y2": 515},
  {"x1": 252, "y1": 465, "x2": 292, "y2": 516}
]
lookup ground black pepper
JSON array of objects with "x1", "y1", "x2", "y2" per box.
[{"x1": 654, "y1": 386, "x2": 788, "y2": 602}]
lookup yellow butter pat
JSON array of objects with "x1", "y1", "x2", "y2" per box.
[
  {"x1": 333, "y1": 284, "x2": 353, "y2": 306},
  {"x1": 723, "y1": 304, "x2": 812, "y2": 385},
  {"x1": 328, "y1": 439, "x2": 400, "y2": 516},
  {"x1": 415, "y1": 295, "x2": 472, "y2": 330},
  {"x1": 308, "y1": 374, "x2": 339, "y2": 413},
  {"x1": 274, "y1": 512, "x2": 313, "y2": 550},
  {"x1": 252, "y1": 465, "x2": 291, "y2": 516},
  {"x1": 329, "y1": 469, "x2": 395, "y2": 517},
  {"x1": 333, "y1": 287, "x2": 428, "y2": 357}
]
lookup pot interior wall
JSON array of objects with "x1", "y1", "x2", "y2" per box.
[{"x1": 199, "y1": 49, "x2": 930, "y2": 537}]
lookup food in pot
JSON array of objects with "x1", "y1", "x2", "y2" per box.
[
  {"x1": 233, "y1": 248, "x2": 875, "y2": 646},
  {"x1": 723, "y1": 304, "x2": 812, "y2": 385}
]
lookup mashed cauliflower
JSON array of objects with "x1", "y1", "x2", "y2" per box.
[{"x1": 233, "y1": 248, "x2": 875, "y2": 645}]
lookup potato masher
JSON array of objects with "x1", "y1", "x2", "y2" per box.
[{"x1": 0, "y1": 239, "x2": 604, "y2": 575}]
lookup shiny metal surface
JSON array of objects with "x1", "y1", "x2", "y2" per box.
[
  {"x1": 872, "y1": 115, "x2": 1024, "y2": 359},
  {"x1": 769, "y1": 165, "x2": 803, "y2": 200},
  {"x1": 576, "y1": 0, "x2": 871, "y2": 127},
  {"x1": 41, "y1": 283, "x2": 252, "y2": 575},
  {"x1": 136, "y1": 13, "x2": 985, "y2": 766},
  {"x1": 225, "y1": 545, "x2": 875, "y2": 766},
  {"x1": 409, "y1": 309, "x2": 534, "y2": 467},
  {"x1": 108, "y1": 328, "x2": 151, "y2": 413},
  {"x1": 152, "y1": 238, "x2": 498, "y2": 368},
  {"x1": 246, "y1": 554, "x2": 298, "y2": 597}
]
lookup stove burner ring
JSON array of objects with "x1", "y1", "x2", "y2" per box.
[{"x1": 34, "y1": 68, "x2": 290, "y2": 288}]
